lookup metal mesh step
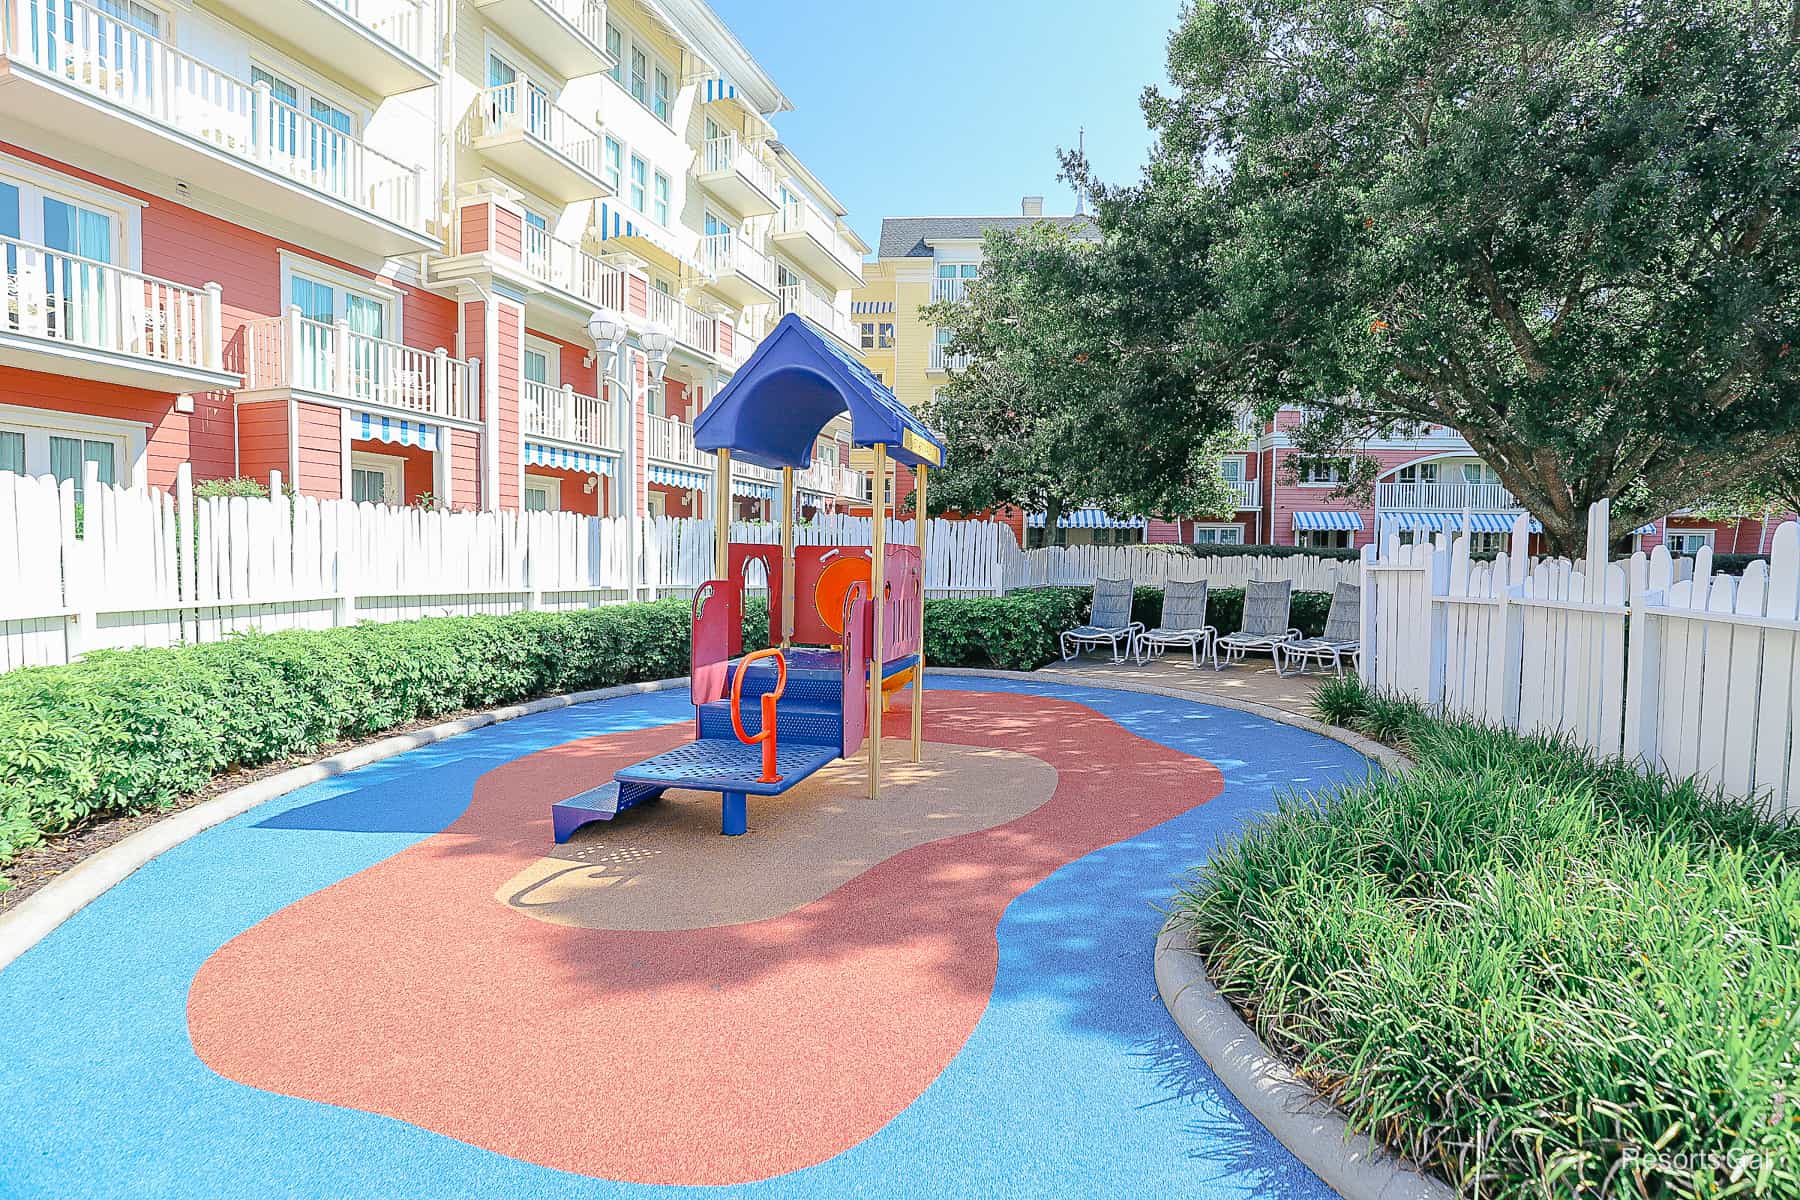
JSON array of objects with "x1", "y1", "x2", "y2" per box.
[{"x1": 697, "y1": 699, "x2": 842, "y2": 745}]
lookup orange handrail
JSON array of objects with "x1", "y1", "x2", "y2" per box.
[{"x1": 730, "y1": 647, "x2": 787, "y2": 783}]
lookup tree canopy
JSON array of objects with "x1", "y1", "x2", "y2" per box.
[
  {"x1": 918, "y1": 184, "x2": 1243, "y2": 529},
  {"x1": 1132, "y1": 0, "x2": 1800, "y2": 554}
]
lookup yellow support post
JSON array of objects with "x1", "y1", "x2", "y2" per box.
[
  {"x1": 911, "y1": 463, "x2": 927, "y2": 763},
  {"x1": 868, "y1": 442, "x2": 887, "y2": 801},
  {"x1": 713, "y1": 448, "x2": 731, "y2": 580},
  {"x1": 780, "y1": 466, "x2": 796, "y2": 648}
]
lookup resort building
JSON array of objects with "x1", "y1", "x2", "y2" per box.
[{"x1": 0, "y1": 0, "x2": 868, "y2": 520}]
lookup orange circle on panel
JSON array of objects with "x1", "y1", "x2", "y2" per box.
[{"x1": 814, "y1": 557, "x2": 872, "y2": 636}]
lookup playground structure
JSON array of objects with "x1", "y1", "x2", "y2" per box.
[{"x1": 552, "y1": 314, "x2": 947, "y2": 840}]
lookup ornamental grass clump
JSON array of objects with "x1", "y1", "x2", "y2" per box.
[{"x1": 1180, "y1": 696, "x2": 1800, "y2": 1198}]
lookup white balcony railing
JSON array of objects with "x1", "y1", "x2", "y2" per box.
[
  {"x1": 932, "y1": 276, "x2": 972, "y2": 304},
  {"x1": 1, "y1": 235, "x2": 223, "y2": 372},
  {"x1": 644, "y1": 288, "x2": 716, "y2": 356},
  {"x1": 777, "y1": 283, "x2": 857, "y2": 348},
  {"x1": 240, "y1": 309, "x2": 481, "y2": 422},
  {"x1": 929, "y1": 342, "x2": 971, "y2": 373},
  {"x1": 700, "y1": 232, "x2": 776, "y2": 293},
  {"x1": 523, "y1": 379, "x2": 617, "y2": 451},
  {"x1": 1226, "y1": 478, "x2": 1260, "y2": 510},
  {"x1": 646, "y1": 412, "x2": 705, "y2": 467},
  {"x1": 777, "y1": 195, "x2": 862, "y2": 277},
  {"x1": 6, "y1": 0, "x2": 430, "y2": 232},
  {"x1": 560, "y1": 0, "x2": 607, "y2": 47},
  {"x1": 475, "y1": 81, "x2": 604, "y2": 179},
  {"x1": 520, "y1": 223, "x2": 626, "y2": 311},
  {"x1": 1374, "y1": 480, "x2": 1521, "y2": 512},
  {"x1": 700, "y1": 133, "x2": 776, "y2": 198},
  {"x1": 324, "y1": 0, "x2": 434, "y2": 63}
]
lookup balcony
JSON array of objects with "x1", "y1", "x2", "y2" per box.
[
  {"x1": 931, "y1": 276, "x2": 973, "y2": 304},
  {"x1": 519, "y1": 223, "x2": 626, "y2": 311},
  {"x1": 699, "y1": 233, "x2": 777, "y2": 307},
  {"x1": 646, "y1": 412, "x2": 707, "y2": 469},
  {"x1": 1226, "y1": 478, "x2": 1259, "y2": 510},
  {"x1": 928, "y1": 342, "x2": 971, "y2": 374},
  {"x1": 0, "y1": 0, "x2": 434, "y2": 255},
  {"x1": 237, "y1": 309, "x2": 481, "y2": 424},
  {"x1": 205, "y1": 0, "x2": 437, "y2": 95},
  {"x1": 771, "y1": 196, "x2": 863, "y2": 291},
  {"x1": 1374, "y1": 480, "x2": 1521, "y2": 513},
  {"x1": 471, "y1": 0, "x2": 613, "y2": 80},
  {"x1": 0, "y1": 235, "x2": 238, "y2": 392},
  {"x1": 795, "y1": 458, "x2": 861, "y2": 499},
  {"x1": 777, "y1": 284, "x2": 857, "y2": 350},
  {"x1": 644, "y1": 288, "x2": 717, "y2": 358},
  {"x1": 470, "y1": 82, "x2": 610, "y2": 204},
  {"x1": 695, "y1": 133, "x2": 778, "y2": 217},
  {"x1": 523, "y1": 380, "x2": 618, "y2": 452}
]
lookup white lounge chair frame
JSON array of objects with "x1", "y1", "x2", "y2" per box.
[
  {"x1": 1133, "y1": 579, "x2": 1217, "y2": 666},
  {"x1": 1212, "y1": 578, "x2": 1301, "y2": 670},
  {"x1": 1275, "y1": 581, "x2": 1362, "y2": 676},
  {"x1": 1061, "y1": 577, "x2": 1143, "y2": 663}
]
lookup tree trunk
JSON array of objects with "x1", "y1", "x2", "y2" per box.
[{"x1": 1042, "y1": 496, "x2": 1064, "y2": 546}]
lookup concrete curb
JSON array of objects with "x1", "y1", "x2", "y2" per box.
[
  {"x1": 0, "y1": 678, "x2": 687, "y2": 975},
  {"x1": 1155, "y1": 919, "x2": 1455, "y2": 1200},
  {"x1": 932, "y1": 668, "x2": 1446, "y2": 1200}
]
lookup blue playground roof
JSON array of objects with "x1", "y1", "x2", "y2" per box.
[{"x1": 694, "y1": 313, "x2": 946, "y2": 471}]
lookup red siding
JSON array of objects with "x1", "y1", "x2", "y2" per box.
[
  {"x1": 627, "y1": 274, "x2": 648, "y2": 319},
  {"x1": 0, "y1": 366, "x2": 188, "y2": 487},
  {"x1": 295, "y1": 402, "x2": 341, "y2": 498},
  {"x1": 492, "y1": 207, "x2": 523, "y2": 261},
  {"x1": 495, "y1": 302, "x2": 522, "y2": 511},
  {"x1": 460, "y1": 202, "x2": 491, "y2": 254},
  {"x1": 233, "y1": 401, "x2": 287, "y2": 489},
  {"x1": 450, "y1": 429, "x2": 481, "y2": 510}
]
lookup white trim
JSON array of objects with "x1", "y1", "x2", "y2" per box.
[
  {"x1": 277, "y1": 250, "x2": 404, "y2": 331},
  {"x1": 0, "y1": 156, "x2": 145, "y2": 270},
  {"x1": 523, "y1": 335, "x2": 562, "y2": 387},
  {"x1": 523, "y1": 473, "x2": 562, "y2": 512},
  {"x1": 1190, "y1": 522, "x2": 1246, "y2": 546}
]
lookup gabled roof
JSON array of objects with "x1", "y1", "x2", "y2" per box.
[
  {"x1": 877, "y1": 214, "x2": 1097, "y2": 258},
  {"x1": 694, "y1": 313, "x2": 945, "y2": 470}
]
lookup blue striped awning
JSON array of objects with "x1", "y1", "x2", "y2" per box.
[
  {"x1": 524, "y1": 442, "x2": 614, "y2": 477},
  {"x1": 354, "y1": 412, "x2": 436, "y2": 451},
  {"x1": 1025, "y1": 508, "x2": 1147, "y2": 530},
  {"x1": 1380, "y1": 511, "x2": 1547, "y2": 534},
  {"x1": 1293, "y1": 510, "x2": 1364, "y2": 532},
  {"x1": 702, "y1": 78, "x2": 737, "y2": 103},
  {"x1": 648, "y1": 464, "x2": 709, "y2": 491},
  {"x1": 732, "y1": 478, "x2": 775, "y2": 501},
  {"x1": 1637, "y1": 523, "x2": 1658, "y2": 536},
  {"x1": 851, "y1": 301, "x2": 893, "y2": 315}
]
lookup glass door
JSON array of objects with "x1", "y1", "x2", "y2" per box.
[
  {"x1": 344, "y1": 292, "x2": 384, "y2": 403},
  {"x1": 42, "y1": 196, "x2": 113, "y2": 351}
]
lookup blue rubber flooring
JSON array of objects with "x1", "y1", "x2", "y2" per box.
[{"x1": 0, "y1": 679, "x2": 1371, "y2": 1199}]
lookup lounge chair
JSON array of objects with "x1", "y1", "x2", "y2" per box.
[
  {"x1": 1133, "y1": 579, "x2": 1216, "y2": 666},
  {"x1": 1275, "y1": 581, "x2": 1362, "y2": 676},
  {"x1": 1212, "y1": 578, "x2": 1300, "y2": 670},
  {"x1": 1061, "y1": 577, "x2": 1143, "y2": 663}
]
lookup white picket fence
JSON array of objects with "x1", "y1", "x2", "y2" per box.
[
  {"x1": 1362, "y1": 501, "x2": 1800, "y2": 817},
  {"x1": 1003, "y1": 542, "x2": 1358, "y2": 593}
]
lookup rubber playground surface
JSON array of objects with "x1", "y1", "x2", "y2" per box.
[{"x1": 0, "y1": 679, "x2": 1371, "y2": 1199}]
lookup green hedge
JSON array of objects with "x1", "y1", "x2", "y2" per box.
[{"x1": 1174, "y1": 542, "x2": 1364, "y2": 563}]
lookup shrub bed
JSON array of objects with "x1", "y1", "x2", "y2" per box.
[{"x1": 1177, "y1": 674, "x2": 1800, "y2": 1198}]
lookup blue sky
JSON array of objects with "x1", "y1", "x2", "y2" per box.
[{"x1": 706, "y1": 0, "x2": 1183, "y2": 251}]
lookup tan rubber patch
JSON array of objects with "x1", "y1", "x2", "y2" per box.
[{"x1": 496, "y1": 743, "x2": 1056, "y2": 930}]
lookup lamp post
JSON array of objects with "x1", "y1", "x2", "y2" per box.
[
  {"x1": 586, "y1": 307, "x2": 632, "y2": 591},
  {"x1": 641, "y1": 324, "x2": 671, "y2": 387}
]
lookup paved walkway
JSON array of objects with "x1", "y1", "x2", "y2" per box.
[
  {"x1": 0, "y1": 678, "x2": 1368, "y2": 1199},
  {"x1": 1037, "y1": 654, "x2": 1329, "y2": 716}
]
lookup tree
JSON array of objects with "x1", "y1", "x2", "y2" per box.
[
  {"x1": 920, "y1": 188, "x2": 1244, "y2": 530},
  {"x1": 1090, "y1": 0, "x2": 1800, "y2": 555},
  {"x1": 1697, "y1": 448, "x2": 1800, "y2": 550}
]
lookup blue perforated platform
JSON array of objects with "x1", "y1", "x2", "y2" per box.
[
  {"x1": 697, "y1": 699, "x2": 842, "y2": 745},
  {"x1": 614, "y1": 738, "x2": 841, "y2": 798}
]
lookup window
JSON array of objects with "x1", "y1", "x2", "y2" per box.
[
  {"x1": 602, "y1": 136, "x2": 622, "y2": 193},
  {"x1": 1219, "y1": 456, "x2": 1245, "y2": 483},
  {"x1": 1469, "y1": 532, "x2": 1507, "y2": 556},
  {"x1": 0, "y1": 409, "x2": 134, "y2": 498},
  {"x1": 1462, "y1": 462, "x2": 1501, "y2": 486},
  {"x1": 524, "y1": 475, "x2": 561, "y2": 512},
  {"x1": 630, "y1": 47, "x2": 648, "y2": 105},
  {"x1": 873, "y1": 371, "x2": 884, "y2": 385},
  {"x1": 1396, "y1": 462, "x2": 1439, "y2": 484},
  {"x1": 1665, "y1": 530, "x2": 1714, "y2": 556},
  {"x1": 349, "y1": 452, "x2": 403, "y2": 505},
  {"x1": 1297, "y1": 459, "x2": 1346, "y2": 485},
  {"x1": 1192, "y1": 525, "x2": 1245, "y2": 546},
  {"x1": 605, "y1": 23, "x2": 622, "y2": 81},
  {"x1": 878, "y1": 323, "x2": 894, "y2": 348},
  {"x1": 653, "y1": 67, "x2": 672, "y2": 123},
  {"x1": 254, "y1": 64, "x2": 357, "y2": 176},
  {"x1": 523, "y1": 346, "x2": 553, "y2": 388},
  {"x1": 1297, "y1": 529, "x2": 1352, "y2": 550},
  {"x1": 860, "y1": 322, "x2": 875, "y2": 349},
  {"x1": 629, "y1": 154, "x2": 646, "y2": 213},
  {"x1": 653, "y1": 171, "x2": 670, "y2": 226},
  {"x1": 283, "y1": 261, "x2": 393, "y2": 396}
]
